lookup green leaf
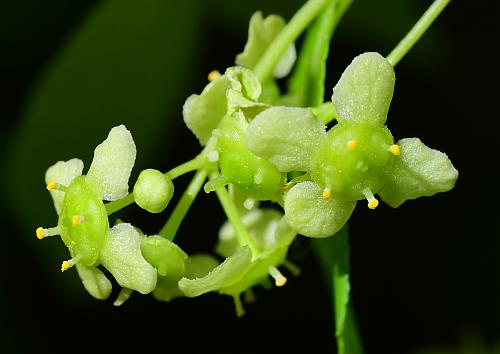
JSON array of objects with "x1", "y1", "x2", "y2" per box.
[
  {"x1": 312, "y1": 227, "x2": 364, "y2": 354},
  {"x1": 332, "y1": 52, "x2": 395, "y2": 126},
  {"x1": 246, "y1": 106, "x2": 326, "y2": 172},
  {"x1": 379, "y1": 137, "x2": 458, "y2": 208},
  {"x1": 288, "y1": 0, "x2": 352, "y2": 107}
]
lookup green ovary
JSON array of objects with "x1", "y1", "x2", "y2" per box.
[
  {"x1": 58, "y1": 176, "x2": 109, "y2": 266},
  {"x1": 217, "y1": 118, "x2": 281, "y2": 200},
  {"x1": 311, "y1": 122, "x2": 395, "y2": 201}
]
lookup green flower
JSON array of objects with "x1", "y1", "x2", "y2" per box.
[
  {"x1": 178, "y1": 209, "x2": 296, "y2": 316},
  {"x1": 246, "y1": 52, "x2": 458, "y2": 237},
  {"x1": 37, "y1": 125, "x2": 157, "y2": 299}
]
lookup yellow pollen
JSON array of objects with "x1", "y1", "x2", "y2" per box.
[
  {"x1": 72, "y1": 215, "x2": 84, "y2": 227},
  {"x1": 36, "y1": 227, "x2": 47, "y2": 239},
  {"x1": 390, "y1": 144, "x2": 401, "y2": 156},
  {"x1": 368, "y1": 198, "x2": 379, "y2": 209},
  {"x1": 275, "y1": 276, "x2": 287, "y2": 287},
  {"x1": 46, "y1": 181, "x2": 58, "y2": 190},
  {"x1": 347, "y1": 139, "x2": 358, "y2": 151},
  {"x1": 322, "y1": 189, "x2": 331, "y2": 200},
  {"x1": 207, "y1": 70, "x2": 221, "y2": 82},
  {"x1": 61, "y1": 260, "x2": 74, "y2": 272}
]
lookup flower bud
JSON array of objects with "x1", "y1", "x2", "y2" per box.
[{"x1": 133, "y1": 169, "x2": 174, "y2": 213}]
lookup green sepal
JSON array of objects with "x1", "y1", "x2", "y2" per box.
[
  {"x1": 86, "y1": 125, "x2": 137, "y2": 201},
  {"x1": 246, "y1": 106, "x2": 326, "y2": 172},
  {"x1": 178, "y1": 246, "x2": 253, "y2": 297},
  {"x1": 235, "y1": 11, "x2": 296, "y2": 79},
  {"x1": 379, "y1": 138, "x2": 458, "y2": 207},
  {"x1": 183, "y1": 75, "x2": 230, "y2": 145},
  {"x1": 284, "y1": 181, "x2": 356, "y2": 238},
  {"x1": 58, "y1": 176, "x2": 109, "y2": 266},
  {"x1": 133, "y1": 169, "x2": 174, "y2": 213},
  {"x1": 75, "y1": 264, "x2": 112, "y2": 300},
  {"x1": 332, "y1": 52, "x2": 395, "y2": 126},
  {"x1": 45, "y1": 158, "x2": 84, "y2": 215},
  {"x1": 99, "y1": 223, "x2": 157, "y2": 294},
  {"x1": 141, "y1": 235, "x2": 187, "y2": 276}
]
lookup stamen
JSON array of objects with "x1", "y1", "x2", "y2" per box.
[
  {"x1": 208, "y1": 70, "x2": 221, "y2": 82},
  {"x1": 347, "y1": 139, "x2": 358, "y2": 151},
  {"x1": 268, "y1": 266, "x2": 287, "y2": 287},
  {"x1": 390, "y1": 144, "x2": 401, "y2": 156},
  {"x1": 362, "y1": 188, "x2": 379, "y2": 209},
  {"x1": 72, "y1": 215, "x2": 85, "y2": 227},
  {"x1": 243, "y1": 289, "x2": 256, "y2": 304},
  {"x1": 233, "y1": 295, "x2": 245, "y2": 317},
  {"x1": 282, "y1": 260, "x2": 301, "y2": 277},
  {"x1": 322, "y1": 187, "x2": 331, "y2": 200},
  {"x1": 46, "y1": 181, "x2": 67, "y2": 192},
  {"x1": 36, "y1": 226, "x2": 59, "y2": 239},
  {"x1": 61, "y1": 259, "x2": 75, "y2": 272}
]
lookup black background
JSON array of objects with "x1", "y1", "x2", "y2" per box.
[{"x1": 1, "y1": 1, "x2": 497, "y2": 353}]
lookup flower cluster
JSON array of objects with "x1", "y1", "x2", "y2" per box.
[{"x1": 37, "y1": 8, "x2": 457, "y2": 314}]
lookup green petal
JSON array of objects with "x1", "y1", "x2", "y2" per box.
[
  {"x1": 153, "y1": 253, "x2": 219, "y2": 302},
  {"x1": 183, "y1": 75, "x2": 230, "y2": 145},
  {"x1": 379, "y1": 138, "x2": 458, "y2": 208},
  {"x1": 86, "y1": 125, "x2": 136, "y2": 201},
  {"x1": 331, "y1": 52, "x2": 395, "y2": 126},
  {"x1": 75, "y1": 264, "x2": 112, "y2": 300},
  {"x1": 246, "y1": 106, "x2": 326, "y2": 172},
  {"x1": 236, "y1": 12, "x2": 296, "y2": 79},
  {"x1": 141, "y1": 235, "x2": 187, "y2": 277},
  {"x1": 178, "y1": 246, "x2": 252, "y2": 297},
  {"x1": 100, "y1": 223, "x2": 157, "y2": 294},
  {"x1": 216, "y1": 208, "x2": 283, "y2": 258},
  {"x1": 45, "y1": 158, "x2": 84, "y2": 215},
  {"x1": 284, "y1": 181, "x2": 356, "y2": 238},
  {"x1": 225, "y1": 66, "x2": 268, "y2": 118}
]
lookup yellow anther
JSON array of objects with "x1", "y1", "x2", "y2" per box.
[
  {"x1": 46, "y1": 181, "x2": 58, "y2": 190},
  {"x1": 322, "y1": 189, "x2": 331, "y2": 200},
  {"x1": 61, "y1": 260, "x2": 74, "y2": 272},
  {"x1": 368, "y1": 198, "x2": 379, "y2": 209},
  {"x1": 208, "y1": 70, "x2": 221, "y2": 82},
  {"x1": 36, "y1": 227, "x2": 48, "y2": 240},
  {"x1": 390, "y1": 144, "x2": 401, "y2": 156},
  {"x1": 72, "y1": 215, "x2": 84, "y2": 227},
  {"x1": 269, "y1": 266, "x2": 287, "y2": 287},
  {"x1": 347, "y1": 139, "x2": 358, "y2": 151}
]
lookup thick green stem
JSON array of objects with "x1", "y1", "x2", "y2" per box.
[
  {"x1": 214, "y1": 182, "x2": 260, "y2": 257},
  {"x1": 386, "y1": 0, "x2": 451, "y2": 67},
  {"x1": 253, "y1": 0, "x2": 330, "y2": 83},
  {"x1": 158, "y1": 168, "x2": 208, "y2": 241}
]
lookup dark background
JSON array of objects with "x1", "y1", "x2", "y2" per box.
[{"x1": 1, "y1": 0, "x2": 497, "y2": 353}]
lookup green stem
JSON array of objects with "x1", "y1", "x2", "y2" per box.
[
  {"x1": 165, "y1": 156, "x2": 205, "y2": 180},
  {"x1": 105, "y1": 193, "x2": 134, "y2": 215},
  {"x1": 214, "y1": 180, "x2": 260, "y2": 257},
  {"x1": 386, "y1": 0, "x2": 451, "y2": 67},
  {"x1": 253, "y1": 0, "x2": 330, "y2": 83},
  {"x1": 158, "y1": 168, "x2": 208, "y2": 241}
]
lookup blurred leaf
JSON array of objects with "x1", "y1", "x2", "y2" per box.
[
  {"x1": 4, "y1": 0, "x2": 202, "y2": 232},
  {"x1": 313, "y1": 227, "x2": 364, "y2": 354}
]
